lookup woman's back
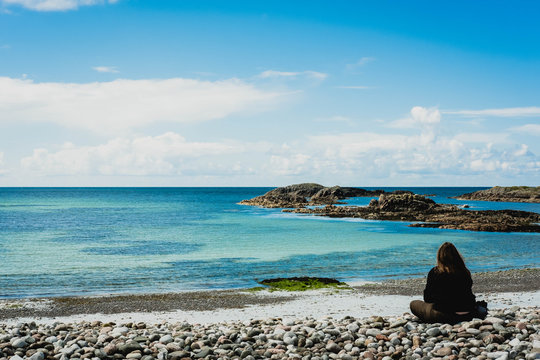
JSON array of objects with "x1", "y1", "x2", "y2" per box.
[{"x1": 423, "y1": 267, "x2": 476, "y2": 312}]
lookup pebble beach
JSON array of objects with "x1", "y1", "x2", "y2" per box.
[
  {"x1": 1, "y1": 269, "x2": 539, "y2": 360},
  {"x1": 0, "y1": 306, "x2": 538, "y2": 360}
]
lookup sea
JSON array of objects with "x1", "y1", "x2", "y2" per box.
[{"x1": 0, "y1": 187, "x2": 539, "y2": 299}]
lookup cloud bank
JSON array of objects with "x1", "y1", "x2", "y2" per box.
[
  {"x1": 92, "y1": 66, "x2": 119, "y2": 73},
  {"x1": 0, "y1": 76, "x2": 282, "y2": 134},
  {"x1": 21, "y1": 132, "x2": 249, "y2": 176},
  {"x1": 258, "y1": 70, "x2": 328, "y2": 80},
  {"x1": 1, "y1": 0, "x2": 118, "y2": 11},
  {"x1": 17, "y1": 107, "x2": 540, "y2": 184},
  {"x1": 444, "y1": 106, "x2": 540, "y2": 117}
]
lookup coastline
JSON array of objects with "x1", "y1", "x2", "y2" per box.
[{"x1": 1, "y1": 268, "x2": 538, "y2": 325}]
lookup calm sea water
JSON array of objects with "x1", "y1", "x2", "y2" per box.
[{"x1": 0, "y1": 187, "x2": 539, "y2": 299}]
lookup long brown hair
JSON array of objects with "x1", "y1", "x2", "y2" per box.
[{"x1": 436, "y1": 242, "x2": 470, "y2": 276}]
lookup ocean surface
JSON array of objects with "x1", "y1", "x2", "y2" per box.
[{"x1": 0, "y1": 187, "x2": 539, "y2": 299}]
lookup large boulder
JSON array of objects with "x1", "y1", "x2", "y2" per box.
[{"x1": 368, "y1": 193, "x2": 436, "y2": 212}]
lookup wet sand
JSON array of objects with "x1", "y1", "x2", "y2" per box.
[{"x1": 0, "y1": 268, "x2": 538, "y2": 322}]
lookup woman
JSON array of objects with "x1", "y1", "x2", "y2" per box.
[{"x1": 410, "y1": 242, "x2": 487, "y2": 324}]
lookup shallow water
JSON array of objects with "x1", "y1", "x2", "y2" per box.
[{"x1": 0, "y1": 187, "x2": 538, "y2": 298}]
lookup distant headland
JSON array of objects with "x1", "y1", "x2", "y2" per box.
[
  {"x1": 454, "y1": 186, "x2": 540, "y2": 203},
  {"x1": 239, "y1": 184, "x2": 540, "y2": 233}
]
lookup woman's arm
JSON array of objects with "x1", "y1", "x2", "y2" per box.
[{"x1": 423, "y1": 268, "x2": 437, "y2": 303}]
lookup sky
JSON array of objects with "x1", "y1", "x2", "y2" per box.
[{"x1": 0, "y1": 0, "x2": 539, "y2": 186}]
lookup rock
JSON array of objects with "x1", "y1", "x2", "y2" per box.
[
  {"x1": 434, "y1": 347, "x2": 453, "y2": 357},
  {"x1": 466, "y1": 328, "x2": 481, "y2": 335},
  {"x1": 486, "y1": 351, "x2": 509, "y2": 359},
  {"x1": 325, "y1": 341, "x2": 341, "y2": 353},
  {"x1": 283, "y1": 332, "x2": 297, "y2": 346},
  {"x1": 346, "y1": 323, "x2": 360, "y2": 333},
  {"x1": 455, "y1": 186, "x2": 540, "y2": 203},
  {"x1": 426, "y1": 327, "x2": 441, "y2": 337},
  {"x1": 103, "y1": 344, "x2": 117, "y2": 355},
  {"x1": 281, "y1": 190, "x2": 540, "y2": 232},
  {"x1": 168, "y1": 351, "x2": 189, "y2": 360},
  {"x1": 194, "y1": 347, "x2": 211, "y2": 359},
  {"x1": 371, "y1": 193, "x2": 436, "y2": 212},
  {"x1": 28, "y1": 351, "x2": 45, "y2": 360},
  {"x1": 54, "y1": 324, "x2": 69, "y2": 332},
  {"x1": 126, "y1": 352, "x2": 142, "y2": 360},
  {"x1": 118, "y1": 342, "x2": 142, "y2": 355},
  {"x1": 10, "y1": 339, "x2": 27, "y2": 349},
  {"x1": 159, "y1": 335, "x2": 173, "y2": 344},
  {"x1": 365, "y1": 328, "x2": 381, "y2": 337},
  {"x1": 389, "y1": 319, "x2": 408, "y2": 329},
  {"x1": 239, "y1": 183, "x2": 400, "y2": 208}
]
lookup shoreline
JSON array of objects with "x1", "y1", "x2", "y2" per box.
[{"x1": 1, "y1": 268, "x2": 538, "y2": 325}]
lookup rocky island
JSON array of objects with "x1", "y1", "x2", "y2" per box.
[
  {"x1": 455, "y1": 186, "x2": 540, "y2": 203},
  {"x1": 238, "y1": 183, "x2": 411, "y2": 208},
  {"x1": 240, "y1": 184, "x2": 540, "y2": 232}
]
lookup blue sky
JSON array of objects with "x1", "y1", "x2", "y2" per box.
[{"x1": 0, "y1": 0, "x2": 539, "y2": 186}]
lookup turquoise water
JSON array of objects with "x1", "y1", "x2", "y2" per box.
[{"x1": 0, "y1": 187, "x2": 539, "y2": 299}]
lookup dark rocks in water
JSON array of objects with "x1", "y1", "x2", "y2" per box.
[
  {"x1": 285, "y1": 194, "x2": 540, "y2": 233},
  {"x1": 240, "y1": 184, "x2": 540, "y2": 232},
  {"x1": 239, "y1": 183, "x2": 411, "y2": 208},
  {"x1": 368, "y1": 193, "x2": 436, "y2": 212},
  {"x1": 239, "y1": 183, "x2": 323, "y2": 208},
  {"x1": 454, "y1": 186, "x2": 540, "y2": 203},
  {"x1": 310, "y1": 186, "x2": 390, "y2": 205}
]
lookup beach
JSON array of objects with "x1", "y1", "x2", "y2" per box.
[
  {"x1": 1, "y1": 270, "x2": 539, "y2": 360},
  {"x1": 1, "y1": 269, "x2": 538, "y2": 325}
]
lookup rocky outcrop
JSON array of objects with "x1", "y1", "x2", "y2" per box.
[
  {"x1": 238, "y1": 183, "x2": 324, "y2": 208},
  {"x1": 241, "y1": 185, "x2": 540, "y2": 232},
  {"x1": 455, "y1": 186, "x2": 540, "y2": 203},
  {"x1": 284, "y1": 193, "x2": 540, "y2": 233},
  {"x1": 368, "y1": 193, "x2": 436, "y2": 212},
  {"x1": 239, "y1": 183, "x2": 410, "y2": 208}
]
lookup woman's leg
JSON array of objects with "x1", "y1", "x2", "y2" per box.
[{"x1": 409, "y1": 300, "x2": 457, "y2": 324}]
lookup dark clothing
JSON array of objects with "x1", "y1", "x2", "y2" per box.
[
  {"x1": 410, "y1": 300, "x2": 473, "y2": 324},
  {"x1": 423, "y1": 267, "x2": 476, "y2": 312},
  {"x1": 410, "y1": 267, "x2": 481, "y2": 324}
]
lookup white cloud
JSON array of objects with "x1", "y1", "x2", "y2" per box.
[
  {"x1": 92, "y1": 66, "x2": 119, "y2": 73},
  {"x1": 453, "y1": 132, "x2": 509, "y2": 144},
  {"x1": 20, "y1": 132, "x2": 245, "y2": 176},
  {"x1": 387, "y1": 106, "x2": 441, "y2": 128},
  {"x1": 1, "y1": 0, "x2": 118, "y2": 11},
  {"x1": 335, "y1": 86, "x2": 371, "y2": 90},
  {"x1": 258, "y1": 70, "x2": 328, "y2": 80},
  {"x1": 0, "y1": 152, "x2": 7, "y2": 175},
  {"x1": 444, "y1": 106, "x2": 540, "y2": 117},
  {"x1": 0, "y1": 76, "x2": 282, "y2": 134},
  {"x1": 269, "y1": 154, "x2": 311, "y2": 176},
  {"x1": 262, "y1": 107, "x2": 539, "y2": 180},
  {"x1": 315, "y1": 115, "x2": 354, "y2": 124},
  {"x1": 510, "y1": 123, "x2": 540, "y2": 136},
  {"x1": 347, "y1": 57, "x2": 375, "y2": 69},
  {"x1": 10, "y1": 106, "x2": 540, "y2": 184}
]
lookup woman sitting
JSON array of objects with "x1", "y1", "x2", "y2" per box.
[{"x1": 410, "y1": 242, "x2": 487, "y2": 324}]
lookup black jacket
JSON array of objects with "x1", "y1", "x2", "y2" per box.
[{"x1": 423, "y1": 267, "x2": 476, "y2": 312}]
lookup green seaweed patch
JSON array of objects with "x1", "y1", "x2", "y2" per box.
[
  {"x1": 4, "y1": 303, "x2": 23, "y2": 309},
  {"x1": 255, "y1": 277, "x2": 351, "y2": 292}
]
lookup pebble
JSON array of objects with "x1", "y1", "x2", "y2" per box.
[{"x1": 0, "y1": 307, "x2": 537, "y2": 360}]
